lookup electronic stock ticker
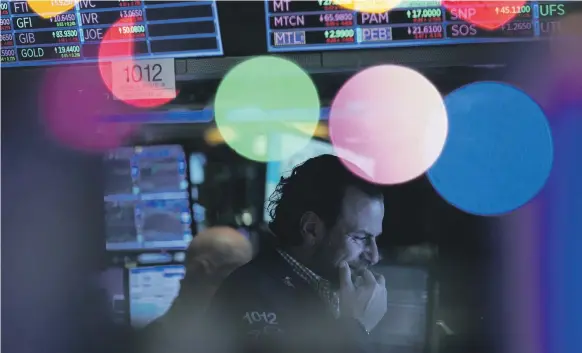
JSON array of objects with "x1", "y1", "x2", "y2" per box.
[
  {"x1": 266, "y1": 0, "x2": 580, "y2": 52},
  {"x1": 1, "y1": 0, "x2": 223, "y2": 67}
]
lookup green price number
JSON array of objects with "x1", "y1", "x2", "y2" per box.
[
  {"x1": 324, "y1": 29, "x2": 355, "y2": 38},
  {"x1": 52, "y1": 29, "x2": 78, "y2": 38},
  {"x1": 406, "y1": 8, "x2": 442, "y2": 19},
  {"x1": 53, "y1": 45, "x2": 80, "y2": 54}
]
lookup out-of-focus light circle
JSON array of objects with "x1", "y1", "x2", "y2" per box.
[
  {"x1": 329, "y1": 64, "x2": 448, "y2": 185},
  {"x1": 428, "y1": 82, "x2": 553, "y2": 216},
  {"x1": 40, "y1": 67, "x2": 139, "y2": 153},
  {"x1": 27, "y1": 0, "x2": 77, "y2": 18},
  {"x1": 98, "y1": 18, "x2": 178, "y2": 109},
  {"x1": 214, "y1": 56, "x2": 320, "y2": 162},
  {"x1": 442, "y1": 0, "x2": 525, "y2": 30},
  {"x1": 334, "y1": 0, "x2": 401, "y2": 14}
]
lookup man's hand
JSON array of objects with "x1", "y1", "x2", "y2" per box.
[{"x1": 338, "y1": 262, "x2": 387, "y2": 332}]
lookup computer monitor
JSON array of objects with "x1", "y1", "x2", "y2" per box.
[
  {"x1": 103, "y1": 145, "x2": 193, "y2": 251},
  {"x1": 128, "y1": 264, "x2": 185, "y2": 328}
]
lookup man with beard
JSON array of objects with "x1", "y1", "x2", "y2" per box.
[
  {"x1": 137, "y1": 226, "x2": 253, "y2": 353},
  {"x1": 206, "y1": 154, "x2": 387, "y2": 353}
]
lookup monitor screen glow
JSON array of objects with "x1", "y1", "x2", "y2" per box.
[{"x1": 129, "y1": 264, "x2": 185, "y2": 328}]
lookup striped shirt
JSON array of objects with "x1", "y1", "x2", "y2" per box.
[{"x1": 277, "y1": 249, "x2": 340, "y2": 319}]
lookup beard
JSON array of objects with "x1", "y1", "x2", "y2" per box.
[
  {"x1": 311, "y1": 245, "x2": 342, "y2": 288},
  {"x1": 311, "y1": 237, "x2": 374, "y2": 288}
]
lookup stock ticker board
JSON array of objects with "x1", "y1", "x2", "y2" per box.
[
  {"x1": 0, "y1": 0, "x2": 223, "y2": 67},
  {"x1": 2, "y1": 1, "x2": 579, "y2": 67},
  {"x1": 265, "y1": 0, "x2": 580, "y2": 52}
]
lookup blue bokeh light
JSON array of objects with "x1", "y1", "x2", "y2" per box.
[{"x1": 428, "y1": 82, "x2": 554, "y2": 216}]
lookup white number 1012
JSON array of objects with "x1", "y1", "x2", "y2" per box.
[{"x1": 243, "y1": 311, "x2": 278, "y2": 325}]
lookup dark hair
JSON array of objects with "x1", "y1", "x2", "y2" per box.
[{"x1": 267, "y1": 154, "x2": 383, "y2": 246}]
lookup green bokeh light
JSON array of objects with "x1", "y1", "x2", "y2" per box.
[{"x1": 214, "y1": 56, "x2": 321, "y2": 162}]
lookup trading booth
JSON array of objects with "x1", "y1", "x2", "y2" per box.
[{"x1": 1, "y1": 1, "x2": 578, "y2": 353}]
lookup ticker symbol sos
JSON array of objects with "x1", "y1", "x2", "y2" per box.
[
  {"x1": 98, "y1": 17, "x2": 179, "y2": 109},
  {"x1": 442, "y1": 0, "x2": 526, "y2": 30},
  {"x1": 26, "y1": 0, "x2": 78, "y2": 19},
  {"x1": 450, "y1": 24, "x2": 477, "y2": 37}
]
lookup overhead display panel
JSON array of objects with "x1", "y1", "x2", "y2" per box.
[
  {"x1": 1, "y1": 0, "x2": 223, "y2": 67},
  {"x1": 265, "y1": 0, "x2": 580, "y2": 52}
]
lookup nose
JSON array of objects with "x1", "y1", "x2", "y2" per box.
[{"x1": 364, "y1": 239, "x2": 379, "y2": 265}]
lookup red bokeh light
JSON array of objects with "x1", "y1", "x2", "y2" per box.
[
  {"x1": 443, "y1": 1, "x2": 526, "y2": 30},
  {"x1": 98, "y1": 17, "x2": 179, "y2": 109}
]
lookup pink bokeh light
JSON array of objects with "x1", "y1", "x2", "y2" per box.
[{"x1": 329, "y1": 65, "x2": 448, "y2": 185}]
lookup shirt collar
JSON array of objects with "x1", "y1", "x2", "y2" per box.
[
  {"x1": 277, "y1": 249, "x2": 340, "y2": 318},
  {"x1": 277, "y1": 249, "x2": 325, "y2": 286}
]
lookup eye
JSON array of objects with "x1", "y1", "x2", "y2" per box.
[{"x1": 350, "y1": 234, "x2": 369, "y2": 242}]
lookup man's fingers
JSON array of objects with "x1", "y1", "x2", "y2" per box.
[
  {"x1": 339, "y1": 262, "x2": 354, "y2": 290},
  {"x1": 362, "y1": 269, "x2": 376, "y2": 285},
  {"x1": 376, "y1": 274, "x2": 386, "y2": 287}
]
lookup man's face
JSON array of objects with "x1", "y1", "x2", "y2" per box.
[{"x1": 312, "y1": 186, "x2": 384, "y2": 284}]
